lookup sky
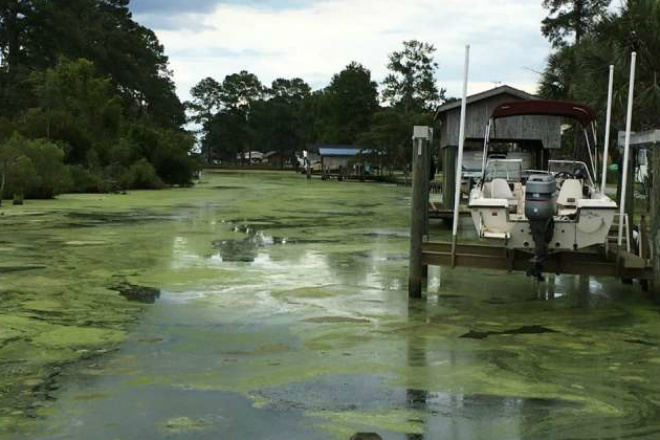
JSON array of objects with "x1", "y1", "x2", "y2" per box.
[{"x1": 129, "y1": 0, "x2": 553, "y2": 104}]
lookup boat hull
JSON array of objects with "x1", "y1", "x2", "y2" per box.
[{"x1": 469, "y1": 200, "x2": 616, "y2": 251}]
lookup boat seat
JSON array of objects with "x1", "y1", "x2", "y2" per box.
[
  {"x1": 491, "y1": 178, "x2": 518, "y2": 212},
  {"x1": 557, "y1": 179, "x2": 583, "y2": 208}
]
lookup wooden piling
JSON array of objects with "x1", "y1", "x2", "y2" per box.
[
  {"x1": 651, "y1": 148, "x2": 660, "y2": 300},
  {"x1": 625, "y1": 153, "x2": 635, "y2": 225},
  {"x1": 422, "y1": 138, "x2": 430, "y2": 238},
  {"x1": 442, "y1": 147, "x2": 456, "y2": 211},
  {"x1": 409, "y1": 129, "x2": 431, "y2": 299}
]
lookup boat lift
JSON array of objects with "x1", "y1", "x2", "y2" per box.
[{"x1": 408, "y1": 48, "x2": 659, "y2": 299}]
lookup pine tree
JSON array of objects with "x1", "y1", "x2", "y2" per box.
[{"x1": 541, "y1": 0, "x2": 611, "y2": 47}]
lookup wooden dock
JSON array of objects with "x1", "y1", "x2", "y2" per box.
[
  {"x1": 428, "y1": 202, "x2": 469, "y2": 220},
  {"x1": 422, "y1": 241, "x2": 653, "y2": 281}
]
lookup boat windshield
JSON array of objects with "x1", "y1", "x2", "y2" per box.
[
  {"x1": 548, "y1": 160, "x2": 594, "y2": 186},
  {"x1": 484, "y1": 159, "x2": 523, "y2": 182}
]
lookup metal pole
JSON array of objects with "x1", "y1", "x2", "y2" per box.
[
  {"x1": 451, "y1": 44, "x2": 470, "y2": 258},
  {"x1": 592, "y1": 125, "x2": 599, "y2": 181},
  {"x1": 601, "y1": 65, "x2": 614, "y2": 193},
  {"x1": 584, "y1": 129, "x2": 597, "y2": 182},
  {"x1": 619, "y1": 52, "x2": 636, "y2": 247},
  {"x1": 480, "y1": 121, "x2": 491, "y2": 180}
]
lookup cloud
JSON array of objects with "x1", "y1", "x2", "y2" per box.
[
  {"x1": 132, "y1": 0, "x2": 552, "y2": 103},
  {"x1": 130, "y1": 0, "x2": 223, "y2": 14},
  {"x1": 130, "y1": 0, "x2": 312, "y2": 15}
]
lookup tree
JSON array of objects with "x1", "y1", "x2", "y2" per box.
[
  {"x1": 577, "y1": 0, "x2": 660, "y2": 131},
  {"x1": 382, "y1": 40, "x2": 444, "y2": 112},
  {"x1": 538, "y1": 46, "x2": 577, "y2": 100},
  {"x1": 0, "y1": 131, "x2": 21, "y2": 204},
  {"x1": 0, "y1": 2, "x2": 199, "y2": 195},
  {"x1": 250, "y1": 78, "x2": 311, "y2": 159},
  {"x1": 23, "y1": 58, "x2": 123, "y2": 164},
  {"x1": 193, "y1": 73, "x2": 313, "y2": 163},
  {"x1": 268, "y1": 78, "x2": 309, "y2": 150},
  {"x1": 219, "y1": 71, "x2": 264, "y2": 162},
  {"x1": 541, "y1": 0, "x2": 611, "y2": 48},
  {"x1": 0, "y1": 0, "x2": 186, "y2": 127},
  {"x1": 18, "y1": 58, "x2": 197, "y2": 192},
  {"x1": 188, "y1": 77, "x2": 223, "y2": 162},
  {"x1": 188, "y1": 77, "x2": 223, "y2": 126},
  {"x1": 204, "y1": 109, "x2": 249, "y2": 162},
  {"x1": 269, "y1": 78, "x2": 311, "y2": 102},
  {"x1": 356, "y1": 109, "x2": 433, "y2": 172},
  {"x1": 220, "y1": 70, "x2": 264, "y2": 113},
  {"x1": 539, "y1": 0, "x2": 660, "y2": 163},
  {"x1": 316, "y1": 62, "x2": 379, "y2": 144},
  {"x1": 356, "y1": 109, "x2": 409, "y2": 173}
]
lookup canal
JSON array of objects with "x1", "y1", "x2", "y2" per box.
[{"x1": 2, "y1": 171, "x2": 659, "y2": 439}]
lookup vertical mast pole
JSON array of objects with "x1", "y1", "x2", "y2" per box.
[
  {"x1": 451, "y1": 45, "x2": 470, "y2": 258},
  {"x1": 618, "y1": 53, "x2": 636, "y2": 246},
  {"x1": 480, "y1": 121, "x2": 491, "y2": 181},
  {"x1": 601, "y1": 65, "x2": 614, "y2": 193}
]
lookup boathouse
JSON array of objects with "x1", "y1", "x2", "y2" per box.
[
  {"x1": 435, "y1": 85, "x2": 563, "y2": 210},
  {"x1": 317, "y1": 144, "x2": 373, "y2": 177}
]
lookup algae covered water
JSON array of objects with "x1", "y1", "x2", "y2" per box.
[{"x1": 1, "y1": 171, "x2": 659, "y2": 439}]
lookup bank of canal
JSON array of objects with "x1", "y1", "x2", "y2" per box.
[{"x1": 1, "y1": 170, "x2": 659, "y2": 439}]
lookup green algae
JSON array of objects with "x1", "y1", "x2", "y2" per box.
[
  {"x1": 161, "y1": 416, "x2": 211, "y2": 433},
  {"x1": 304, "y1": 316, "x2": 372, "y2": 324},
  {"x1": 32, "y1": 326, "x2": 125, "y2": 349},
  {"x1": 1, "y1": 170, "x2": 659, "y2": 439},
  {"x1": 310, "y1": 409, "x2": 425, "y2": 437}
]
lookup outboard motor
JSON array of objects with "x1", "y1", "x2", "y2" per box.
[{"x1": 525, "y1": 174, "x2": 557, "y2": 281}]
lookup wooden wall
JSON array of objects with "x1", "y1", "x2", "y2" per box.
[{"x1": 439, "y1": 94, "x2": 562, "y2": 149}]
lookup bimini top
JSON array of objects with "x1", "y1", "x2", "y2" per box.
[{"x1": 491, "y1": 100, "x2": 597, "y2": 127}]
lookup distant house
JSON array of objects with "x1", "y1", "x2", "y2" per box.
[
  {"x1": 316, "y1": 144, "x2": 373, "y2": 176},
  {"x1": 236, "y1": 151, "x2": 264, "y2": 164},
  {"x1": 264, "y1": 151, "x2": 294, "y2": 168}
]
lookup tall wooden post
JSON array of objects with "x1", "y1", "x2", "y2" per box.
[
  {"x1": 625, "y1": 153, "x2": 635, "y2": 226},
  {"x1": 409, "y1": 127, "x2": 431, "y2": 299},
  {"x1": 422, "y1": 139, "x2": 430, "y2": 238},
  {"x1": 651, "y1": 147, "x2": 660, "y2": 300},
  {"x1": 442, "y1": 147, "x2": 456, "y2": 211}
]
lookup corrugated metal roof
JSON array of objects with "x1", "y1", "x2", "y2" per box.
[
  {"x1": 435, "y1": 85, "x2": 536, "y2": 116},
  {"x1": 320, "y1": 148, "x2": 368, "y2": 156}
]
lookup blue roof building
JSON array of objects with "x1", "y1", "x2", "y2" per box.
[
  {"x1": 317, "y1": 145, "x2": 372, "y2": 157},
  {"x1": 315, "y1": 144, "x2": 374, "y2": 177}
]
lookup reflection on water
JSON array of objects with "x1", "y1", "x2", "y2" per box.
[
  {"x1": 406, "y1": 301, "x2": 428, "y2": 440},
  {"x1": 8, "y1": 171, "x2": 660, "y2": 440}
]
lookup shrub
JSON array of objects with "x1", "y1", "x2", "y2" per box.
[
  {"x1": 120, "y1": 159, "x2": 164, "y2": 190},
  {"x1": 68, "y1": 164, "x2": 105, "y2": 193},
  {"x1": 1, "y1": 133, "x2": 70, "y2": 200}
]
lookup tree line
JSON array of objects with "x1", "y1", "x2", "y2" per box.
[
  {"x1": 0, "y1": 0, "x2": 198, "y2": 202},
  {"x1": 189, "y1": 40, "x2": 445, "y2": 172},
  {"x1": 195, "y1": 0, "x2": 659, "y2": 173},
  {"x1": 2, "y1": 0, "x2": 655, "y2": 201}
]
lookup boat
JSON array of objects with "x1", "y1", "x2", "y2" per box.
[{"x1": 467, "y1": 100, "x2": 618, "y2": 279}]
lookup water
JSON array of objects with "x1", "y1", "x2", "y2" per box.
[{"x1": 2, "y1": 171, "x2": 659, "y2": 439}]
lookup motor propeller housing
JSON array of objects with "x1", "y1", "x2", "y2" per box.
[{"x1": 525, "y1": 174, "x2": 558, "y2": 281}]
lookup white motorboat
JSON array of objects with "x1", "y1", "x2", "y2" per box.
[{"x1": 468, "y1": 100, "x2": 618, "y2": 277}]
